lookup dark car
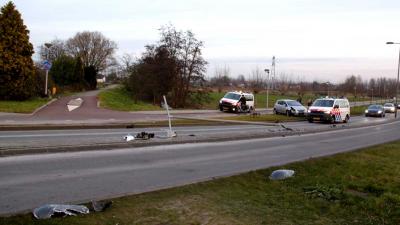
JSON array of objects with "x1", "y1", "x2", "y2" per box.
[{"x1": 365, "y1": 105, "x2": 385, "y2": 117}]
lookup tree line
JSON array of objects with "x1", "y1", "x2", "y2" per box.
[{"x1": 0, "y1": 1, "x2": 396, "y2": 105}]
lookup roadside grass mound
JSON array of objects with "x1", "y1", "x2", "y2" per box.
[
  {"x1": 98, "y1": 86, "x2": 161, "y2": 111},
  {"x1": 2, "y1": 141, "x2": 400, "y2": 225},
  {"x1": 0, "y1": 98, "x2": 49, "y2": 113},
  {"x1": 351, "y1": 105, "x2": 367, "y2": 116},
  {"x1": 221, "y1": 113, "x2": 306, "y2": 122}
]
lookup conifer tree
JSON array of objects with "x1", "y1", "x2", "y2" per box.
[{"x1": 0, "y1": 1, "x2": 36, "y2": 100}]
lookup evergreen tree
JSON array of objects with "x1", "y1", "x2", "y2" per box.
[{"x1": 0, "y1": 2, "x2": 36, "y2": 100}]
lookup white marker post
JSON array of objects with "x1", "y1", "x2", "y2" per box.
[{"x1": 163, "y1": 95, "x2": 176, "y2": 138}]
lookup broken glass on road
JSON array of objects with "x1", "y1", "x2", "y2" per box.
[{"x1": 33, "y1": 204, "x2": 89, "y2": 219}]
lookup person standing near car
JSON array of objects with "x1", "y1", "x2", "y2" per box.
[{"x1": 239, "y1": 94, "x2": 247, "y2": 111}]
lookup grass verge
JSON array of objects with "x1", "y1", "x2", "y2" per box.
[
  {"x1": 221, "y1": 113, "x2": 306, "y2": 122},
  {"x1": 98, "y1": 87, "x2": 161, "y2": 111},
  {"x1": 0, "y1": 98, "x2": 50, "y2": 113},
  {"x1": 3, "y1": 141, "x2": 400, "y2": 224}
]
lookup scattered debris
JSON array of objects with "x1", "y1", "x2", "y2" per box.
[
  {"x1": 269, "y1": 169, "x2": 295, "y2": 180},
  {"x1": 91, "y1": 200, "x2": 112, "y2": 212},
  {"x1": 135, "y1": 132, "x2": 155, "y2": 140},
  {"x1": 280, "y1": 124, "x2": 293, "y2": 131},
  {"x1": 123, "y1": 134, "x2": 135, "y2": 142},
  {"x1": 33, "y1": 204, "x2": 89, "y2": 219}
]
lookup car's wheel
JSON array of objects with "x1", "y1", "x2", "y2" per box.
[
  {"x1": 344, "y1": 115, "x2": 350, "y2": 123},
  {"x1": 273, "y1": 108, "x2": 277, "y2": 114},
  {"x1": 248, "y1": 107, "x2": 254, "y2": 113},
  {"x1": 219, "y1": 106, "x2": 223, "y2": 111}
]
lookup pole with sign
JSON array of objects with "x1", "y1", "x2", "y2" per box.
[{"x1": 42, "y1": 60, "x2": 52, "y2": 95}]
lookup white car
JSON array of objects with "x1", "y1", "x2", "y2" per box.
[
  {"x1": 383, "y1": 103, "x2": 396, "y2": 113},
  {"x1": 273, "y1": 99, "x2": 307, "y2": 116},
  {"x1": 307, "y1": 97, "x2": 350, "y2": 123},
  {"x1": 219, "y1": 91, "x2": 254, "y2": 113}
]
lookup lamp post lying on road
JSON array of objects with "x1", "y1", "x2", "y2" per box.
[{"x1": 386, "y1": 42, "x2": 400, "y2": 118}]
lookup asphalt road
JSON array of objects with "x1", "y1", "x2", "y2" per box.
[
  {"x1": 1, "y1": 119, "x2": 400, "y2": 215},
  {"x1": 0, "y1": 114, "x2": 394, "y2": 150}
]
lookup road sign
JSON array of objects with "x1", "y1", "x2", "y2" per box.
[{"x1": 42, "y1": 60, "x2": 52, "y2": 70}]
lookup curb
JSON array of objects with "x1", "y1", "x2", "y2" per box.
[{"x1": 30, "y1": 98, "x2": 58, "y2": 115}]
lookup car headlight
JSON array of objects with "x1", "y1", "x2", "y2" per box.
[
  {"x1": 307, "y1": 109, "x2": 311, "y2": 113},
  {"x1": 219, "y1": 100, "x2": 222, "y2": 104},
  {"x1": 365, "y1": 110, "x2": 368, "y2": 113},
  {"x1": 378, "y1": 110, "x2": 382, "y2": 114},
  {"x1": 324, "y1": 110, "x2": 330, "y2": 114}
]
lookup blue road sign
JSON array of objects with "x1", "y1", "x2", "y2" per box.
[{"x1": 42, "y1": 60, "x2": 52, "y2": 70}]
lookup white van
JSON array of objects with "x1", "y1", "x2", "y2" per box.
[
  {"x1": 219, "y1": 91, "x2": 255, "y2": 113},
  {"x1": 307, "y1": 97, "x2": 350, "y2": 123}
]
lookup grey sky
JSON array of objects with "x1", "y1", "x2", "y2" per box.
[{"x1": 3, "y1": 0, "x2": 400, "y2": 82}]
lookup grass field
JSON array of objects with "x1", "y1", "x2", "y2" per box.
[
  {"x1": 98, "y1": 87, "x2": 161, "y2": 111},
  {"x1": 0, "y1": 98, "x2": 50, "y2": 113},
  {"x1": 221, "y1": 113, "x2": 306, "y2": 122},
  {"x1": 2, "y1": 141, "x2": 400, "y2": 225}
]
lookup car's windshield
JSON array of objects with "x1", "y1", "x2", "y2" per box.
[
  {"x1": 384, "y1": 103, "x2": 393, "y2": 107},
  {"x1": 223, "y1": 93, "x2": 241, "y2": 100},
  {"x1": 368, "y1": 105, "x2": 381, "y2": 110},
  {"x1": 312, "y1": 99, "x2": 334, "y2": 107},
  {"x1": 287, "y1": 101, "x2": 302, "y2": 107}
]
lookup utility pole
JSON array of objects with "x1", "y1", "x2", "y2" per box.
[{"x1": 264, "y1": 69, "x2": 270, "y2": 109}]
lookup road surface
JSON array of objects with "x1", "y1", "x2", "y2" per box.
[
  {"x1": 0, "y1": 114, "x2": 394, "y2": 150},
  {"x1": 0, "y1": 119, "x2": 399, "y2": 215}
]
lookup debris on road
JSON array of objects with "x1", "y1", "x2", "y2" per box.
[
  {"x1": 135, "y1": 131, "x2": 155, "y2": 140},
  {"x1": 280, "y1": 124, "x2": 294, "y2": 131},
  {"x1": 269, "y1": 169, "x2": 295, "y2": 180},
  {"x1": 91, "y1": 200, "x2": 112, "y2": 212},
  {"x1": 67, "y1": 98, "x2": 83, "y2": 112},
  {"x1": 33, "y1": 204, "x2": 89, "y2": 219},
  {"x1": 123, "y1": 134, "x2": 135, "y2": 142}
]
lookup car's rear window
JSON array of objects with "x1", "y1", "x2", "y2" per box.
[
  {"x1": 287, "y1": 101, "x2": 302, "y2": 106},
  {"x1": 312, "y1": 99, "x2": 334, "y2": 107}
]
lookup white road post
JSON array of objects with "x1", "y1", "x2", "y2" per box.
[{"x1": 163, "y1": 95, "x2": 176, "y2": 138}]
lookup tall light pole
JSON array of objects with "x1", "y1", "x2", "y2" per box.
[
  {"x1": 386, "y1": 42, "x2": 400, "y2": 118},
  {"x1": 264, "y1": 69, "x2": 270, "y2": 109},
  {"x1": 43, "y1": 43, "x2": 53, "y2": 96}
]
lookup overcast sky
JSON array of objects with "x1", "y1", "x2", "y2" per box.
[{"x1": 3, "y1": 0, "x2": 400, "y2": 82}]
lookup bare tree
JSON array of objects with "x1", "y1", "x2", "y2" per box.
[
  {"x1": 211, "y1": 65, "x2": 231, "y2": 92},
  {"x1": 38, "y1": 39, "x2": 66, "y2": 62},
  {"x1": 159, "y1": 25, "x2": 207, "y2": 107},
  {"x1": 66, "y1": 31, "x2": 117, "y2": 72},
  {"x1": 248, "y1": 67, "x2": 265, "y2": 93}
]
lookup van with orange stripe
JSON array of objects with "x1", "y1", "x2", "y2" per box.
[{"x1": 307, "y1": 97, "x2": 350, "y2": 123}]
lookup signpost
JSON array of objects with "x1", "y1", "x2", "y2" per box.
[{"x1": 42, "y1": 60, "x2": 52, "y2": 95}]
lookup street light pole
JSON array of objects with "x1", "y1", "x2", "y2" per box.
[
  {"x1": 386, "y1": 42, "x2": 400, "y2": 118},
  {"x1": 44, "y1": 43, "x2": 53, "y2": 96},
  {"x1": 264, "y1": 69, "x2": 270, "y2": 109}
]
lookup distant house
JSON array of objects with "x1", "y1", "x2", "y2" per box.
[{"x1": 96, "y1": 76, "x2": 106, "y2": 83}]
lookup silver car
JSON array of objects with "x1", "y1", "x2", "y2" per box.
[
  {"x1": 273, "y1": 99, "x2": 307, "y2": 116},
  {"x1": 383, "y1": 103, "x2": 396, "y2": 113}
]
